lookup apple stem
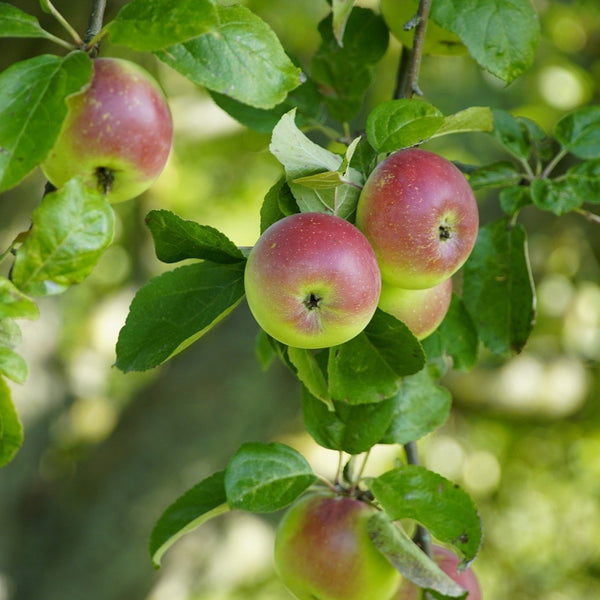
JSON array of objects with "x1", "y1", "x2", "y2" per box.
[
  {"x1": 84, "y1": 0, "x2": 108, "y2": 56},
  {"x1": 394, "y1": 0, "x2": 432, "y2": 99}
]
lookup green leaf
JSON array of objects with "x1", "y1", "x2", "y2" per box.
[
  {"x1": 431, "y1": 106, "x2": 494, "y2": 138},
  {"x1": 0, "y1": 347, "x2": 27, "y2": 384},
  {"x1": 554, "y1": 106, "x2": 600, "y2": 159},
  {"x1": 106, "y1": 0, "x2": 218, "y2": 51},
  {"x1": 116, "y1": 262, "x2": 245, "y2": 372},
  {"x1": 422, "y1": 295, "x2": 479, "y2": 371},
  {"x1": 254, "y1": 329, "x2": 276, "y2": 370},
  {"x1": 224, "y1": 442, "x2": 316, "y2": 513},
  {"x1": 370, "y1": 465, "x2": 483, "y2": 565},
  {"x1": 430, "y1": 0, "x2": 540, "y2": 84},
  {"x1": 288, "y1": 348, "x2": 330, "y2": 406},
  {"x1": 0, "y1": 2, "x2": 58, "y2": 40},
  {"x1": 156, "y1": 4, "x2": 301, "y2": 109},
  {"x1": 0, "y1": 319, "x2": 22, "y2": 350},
  {"x1": 270, "y1": 110, "x2": 362, "y2": 218},
  {"x1": 531, "y1": 178, "x2": 582, "y2": 215},
  {"x1": 301, "y1": 386, "x2": 396, "y2": 455},
  {"x1": 311, "y1": 7, "x2": 388, "y2": 121},
  {"x1": 332, "y1": 0, "x2": 355, "y2": 46},
  {"x1": 368, "y1": 512, "x2": 468, "y2": 598},
  {"x1": 462, "y1": 218, "x2": 535, "y2": 356},
  {"x1": 11, "y1": 178, "x2": 114, "y2": 297},
  {"x1": 260, "y1": 177, "x2": 297, "y2": 233},
  {"x1": 149, "y1": 470, "x2": 229, "y2": 568},
  {"x1": 366, "y1": 99, "x2": 444, "y2": 153},
  {"x1": 145, "y1": 210, "x2": 245, "y2": 264},
  {"x1": 0, "y1": 277, "x2": 39, "y2": 320},
  {"x1": 490, "y1": 108, "x2": 531, "y2": 160},
  {"x1": 499, "y1": 185, "x2": 532, "y2": 215},
  {"x1": 468, "y1": 161, "x2": 522, "y2": 190},
  {"x1": 0, "y1": 52, "x2": 92, "y2": 192},
  {"x1": 380, "y1": 365, "x2": 452, "y2": 445},
  {"x1": 0, "y1": 375, "x2": 23, "y2": 468},
  {"x1": 565, "y1": 160, "x2": 600, "y2": 204},
  {"x1": 328, "y1": 310, "x2": 425, "y2": 405}
]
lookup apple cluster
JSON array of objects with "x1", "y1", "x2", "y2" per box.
[
  {"x1": 245, "y1": 148, "x2": 478, "y2": 347},
  {"x1": 42, "y1": 57, "x2": 173, "y2": 204}
]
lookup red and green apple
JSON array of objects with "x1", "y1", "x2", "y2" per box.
[
  {"x1": 42, "y1": 57, "x2": 173, "y2": 203},
  {"x1": 378, "y1": 277, "x2": 452, "y2": 340},
  {"x1": 274, "y1": 492, "x2": 401, "y2": 600},
  {"x1": 356, "y1": 148, "x2": 478, "y2": 290},
  {"x1": 244, "y1": 212, "x2": 381, "y2": 349}
]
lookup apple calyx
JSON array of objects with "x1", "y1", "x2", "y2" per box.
[
  {"x1": 304, "y1": 293, "x2": 322, "y2": 310},
  {"x1": 96, "y1": 166, "x2": 115, "y2": 195}
]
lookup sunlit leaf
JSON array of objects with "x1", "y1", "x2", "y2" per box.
[{"x1": 0, "y1": 375, "x2": 23, "y2": 468}]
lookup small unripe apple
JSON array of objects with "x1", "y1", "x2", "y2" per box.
[
  {"x1": 274, "y1": 492, "x2": 401, "y2": 600},
  {"x1": 394, "y1": 545, "x2": 481, "y2": 599},
  {"x1": 378, "y1": 277, "x2": 452, "y2": 340},
  {"x1": 42, "y1": 57, "x2": 173, "y2": 203},
  {"x1": 380, "y1": 0, "x2": 466, "y2": 56},
  {"x1": 244, "y1": 212, "x2": 381, "y2": 349},
  {"x1": 356, "y1": 149, "x2": 478, "y2": 290}
]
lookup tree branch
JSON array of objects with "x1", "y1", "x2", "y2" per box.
[{"x1": 84, "y1": 0, "x2": 107, "y2": 56}]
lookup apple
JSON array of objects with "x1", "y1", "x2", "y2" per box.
[
  {"x1": 394, "y1": 545, "x2": 481, "y2": 599},
  {"x1": 356, "y1": 148, "x2": 478, "y2": 290},
  {"x1": 378, "y1": 277, "x2": 452, "y2": 340},
  {"x1": 274, "y1": 492, "x2": 401, "y2": 600},
  {"x1": 380, "y1": 0, "x2": 466, "y2": 56},
  {"x1": 244, "y1": 212, "x2": 381, "y2": 349},
  {"x1": 42, "y1": 57, "x2": 173, "y2": 203}
]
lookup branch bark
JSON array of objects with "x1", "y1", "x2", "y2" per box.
[{"x1": 84, "y1": 0, "x2": 107, "y2": 56}]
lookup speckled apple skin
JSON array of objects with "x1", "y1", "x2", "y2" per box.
[
  {"x1": 244, "y1": 212, "x2": 381, "y2": 349},
  {"x1": 274, "y1": 493, "x2": 401, "y2": 600},
  {"x1": 42, "y1": 57, "x2": 173, "y2": 203},
  {"x1": 356, "y1": 149, "x2": 478, "y2": 289}
]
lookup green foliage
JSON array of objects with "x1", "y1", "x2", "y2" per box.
[
  {"x1": 0, "y1": 2, "x2": 60, "y2": 40},
  {"x1": 0, "y1": 51, "x2": 91, "y2": 191},
  {"x1": 155, "y1": 4, "x2": 301, "y2": 109},
  {"x1": 0, "y1": 375, "x2": 22, "y2": 468}
]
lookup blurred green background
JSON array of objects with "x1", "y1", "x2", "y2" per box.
[{"x1": 1, "y1": 1, "x2": 600, "y2": 599}]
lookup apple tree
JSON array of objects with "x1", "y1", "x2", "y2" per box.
[{"x1": 0, "y1": 0, "x2": 599, "y2": 598}]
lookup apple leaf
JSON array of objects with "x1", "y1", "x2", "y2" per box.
[
  {"x1": 106, "y1": 0, "x2": 218, "y2": 51},
  {"x1": 564, "y1": 160, "x2": 600, "y2": 204},
  {"x1": 224, "y1": 442, "x2": 316, "y2": 513},
  {"x1": 145, "y1": 210, "x2": 245, "y2": 264},
  {"x1": 270, "y1": 110, "x2": 362, "y2": 219},
  {"x1": 11, "y1": 178, "x2": 114, "y2": 297},
  {"x1": 260, "y1": 177, "x2": 298, "y2": 233},
  {"x1": 468, "y1": 161, "x2": 522, "y2": 190},
  {"x1": 0, "y1": 347, "x2": 27, "y2": 384},
  {"x1": 0, "y1": 51, "x2": 92, "y2": 192},
  {"x1": 380, "y1": 364, "x2": 452, "y2": 445},
  {"x1": 156, "y1": 4, "x2": 301, "y2": 109},
  {"x1": 554, "y1": 106, "x2": 600, "y2": 159},
  {"x1": 301, "y1": 386, "x2": 396, "y2": 455},
  {"x1": 531, "y1": 178, "x2": 583, "y2": 215},
  {"x1": 332, "y1": 0, "x2": 355, "y2": 46},
  {"x1": 0, "y1": 319, "x2": 22, "y2": 350},
  {"x1": 0, "y1": 2, "x2": 59, "y2": 40},
  {"x1": 368, "y1": 512, "x2": 468, "y2": 598},
  {"x1": 287, "y1": 348, "x2": 331, "y2": 407},
  {"x1": 366, "y1": 99, "x2": 444, "y2": 153},
  {"x1": 430, "y1": 0, "x2": 540, "y2": 84},
  {"x1": 462, "y1": 218, "x2": 535, "y2": 356},
  {"x1": 370, "y1": 465, "x2": 483, "y2": 566},
  {"x1": 490, "y1": 108, "x2": 531, "y2": 160},
  {"x1": 431, "y1": 106, "x2": 494, "y2": 138},
  {"x1": 115, "y1": 261, "x2": 245, "y2": 372},
  {"x1": 499, "y1": 185, "x2": 532, "y2": 215},
  {"x1": 149, "y1": 470, "x2": 229, "y2": 568},
  {"x1": 311, "y1": 7, "x2": 388, "y2": 121},
  {"x1": 0, "y1": 375, "x2": 23, "y2": 468},
  {"x1": 422, "y1": 295, "x2": 479, "y2": 371},
  {"x1": 0, "y1": 277, "x2": 39, "y2": 320},
  {"x1": 328, "y1": 310, "x2": 425, "y2": 405}
]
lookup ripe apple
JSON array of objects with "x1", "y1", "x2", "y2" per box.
[
  {"x1": 380, "y1": 0, "x2": 466, "y2": 56},
  {"x1": 274, "y1": 492, "x2": 401, "y2": 600},
  {"x1": 356, "y1": 148, "x2": 478, "y2": 290},
  {"x1": 244, "y1": 212, "x2": 381, "y2": 349},
  {"x1": 378, "y1": 277, "x2": 452, "y2": 340},
  {"x1": 394, "y1": 545, "x2": 481, "y2": 599},
  {"x1": 42, "y1": 57, "x2": 173, "y2": 203}
]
